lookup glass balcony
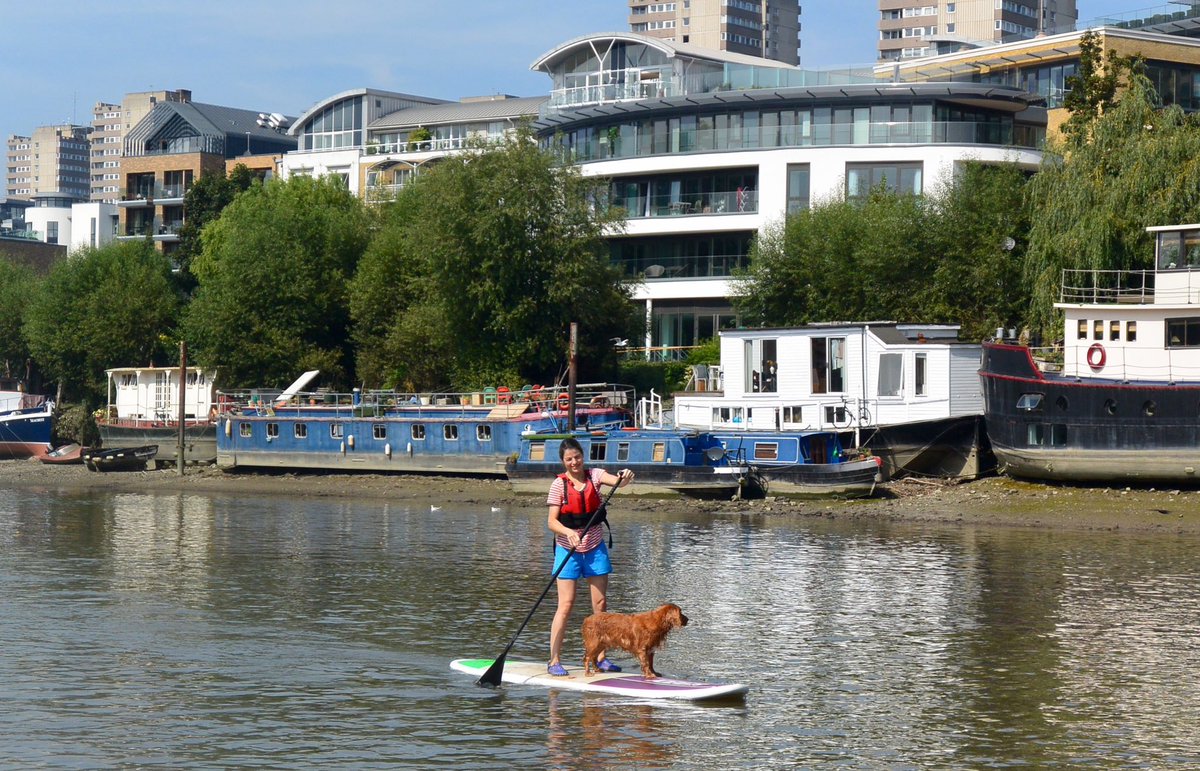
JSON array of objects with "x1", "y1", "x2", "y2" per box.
[{"x1": 617, "y1": 189, "x2": 758, "y2": 218}]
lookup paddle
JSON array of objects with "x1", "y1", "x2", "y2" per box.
[{"x1": 477, "y1": 470, "x2": 626, "y2": 688}]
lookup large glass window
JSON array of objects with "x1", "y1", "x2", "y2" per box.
[
  {"x1": 846, "y1": 162, "x2": 923, "y2": 198},
  {"x1": 611, "y1": 232, "x2": 755, "y2": 279},
  {"x1": 1167, "y1": 318, "x2": 1200, "y2": 347},
  {"x1": 878, "y1": 353, "x2": 903, "y2": 397},
  {"x1": 812, "y1": 337, "x2": 846, "y2": 394},
  {"x1": 786, "y1": 164, "x2": 810, "y2": 214},
  {"x1": 610, "y1": 168, "x2": 757, "y2": 217}
]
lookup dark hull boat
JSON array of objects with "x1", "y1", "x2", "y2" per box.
[{"x1": 83, "y1": 445, "x2": 158, "y2": 472}]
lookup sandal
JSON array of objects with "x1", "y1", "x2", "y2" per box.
[
  {"x1": 547, "y1": 662, "x2": 568, "y2": 677},
  {"x1": 596, "y1": 658, "x2": 622, "y2": 673}
]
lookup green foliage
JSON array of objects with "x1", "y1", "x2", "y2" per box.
[
  {"x1": 350, "y1": 127, "x2": 642, "y2": 390},
  {"x1": 22, "y1": 241, "x2": 179, "y2": 403},
  {"x1": 180, "y1": 175, "x2": 370, "y2": 389},
  {"x1": 617, "y1": 359, "x2": 688, "y2": 396},
  {"x1": 174, "y1": 165, "x2": 257, "y2": 289},
  {"x1": 54, "y1": 402, "x2": 100, "y2": 446},
  {"x1": 1024, "y1": 72, "x2": 1200, "y2": 335},
  {"x1": 0, "y1": 259, "x2": 39, "y2": 375},
  {"x1": 685, "y1": 338, "x2": 721, "y2": 365},
  {"x1": 736, "y1": 166, "x2": 1031, "y2": 342},
  {"x1": 1060, "y1": 32, "x2": 1140, "y2": 150}
]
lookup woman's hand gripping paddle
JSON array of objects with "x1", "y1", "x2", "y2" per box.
[{"x1": 477, "y1": 471, "x2": 626, "y2": 688}]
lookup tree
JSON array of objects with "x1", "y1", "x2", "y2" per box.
[
  {"x1": 1024, "y1": 72, "x2": 1200, "y2": 334},
  {"x1": 0, "y1": 259, "x2": 39, "y2": 377},
  {"x1": 180, "y1": 175, "x2": 370, "y2": 389},
  {"x1": 22, "y1": 241, "x2": 179, "y2": 403},
  {"x1": 173, "y1": 164, "x2": 257, "y2": 290},
  {"x1": 736, "y1": 165, "x2": 1032, "y2": 342},
  {"x1": 1059, "y1": 31, "x2": 1140, "y2": 150},
  {"x1": 350, "y1": 128, "x2": 641, "y2": 390}
]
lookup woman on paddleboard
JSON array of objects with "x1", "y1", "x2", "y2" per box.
[{"x1": 546, "y1": 437, "x2": 633, "y2": 676}]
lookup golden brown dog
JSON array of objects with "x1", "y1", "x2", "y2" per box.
[{"x1": 582, "y1": 603, "x2": 688, "y2": 678}]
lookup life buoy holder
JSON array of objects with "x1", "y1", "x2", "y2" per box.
[{"x1": 1087, "y1": 342, "x2": 1106, "y2": 370}]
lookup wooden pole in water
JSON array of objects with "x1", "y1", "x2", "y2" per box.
[
  {"x1": 177, "y1": 340, "x2": 187, "y2": 476},
  {"x1": 567, "y1": 322, "x2": 577, "y2": 432}
]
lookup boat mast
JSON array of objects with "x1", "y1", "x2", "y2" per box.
[
  {"x1": 177, "y1": 341, "x2": 187, "y2": 476},
  {"x1": 567, "y1": 322, "x2": 577, "y2": 432}
]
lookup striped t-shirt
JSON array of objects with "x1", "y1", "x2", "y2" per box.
[{"x1": 547, "y1": 467, "x2": 608, "y2": 552}]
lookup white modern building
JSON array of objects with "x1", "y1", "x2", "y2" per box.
[{"x1": 531, "y1": 32, "x2": 1046, "y2": 354}]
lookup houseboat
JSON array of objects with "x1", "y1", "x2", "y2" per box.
[
  {"x1": 671, "y1": 323, "x2": 988, "y2": 480},
  {"x1": 0, "y1": 376, "x2": 53, "y2": 459},
  {"x1": 216, "y1": 377, "x2": 635, "y2": 475},
  {"x1": 96, "y1": 365, "x2": 219, "y2": 465},
  {"x1": 980, "y1": 223, "x2": 1200, "y2": 484}
]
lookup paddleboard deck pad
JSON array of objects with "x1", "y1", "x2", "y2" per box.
[{"x1": 451, "y1": 658, "x2": 748, "y2": 701}]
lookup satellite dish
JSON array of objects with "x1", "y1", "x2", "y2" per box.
[
  {"x1": 705, "y1": 446, "x2": 726, "y2": 463},
  {"x1": 1002, "y1": 237, "x2": 1016, "y2": 251}
]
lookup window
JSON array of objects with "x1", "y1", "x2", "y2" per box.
[
  {"x1": 744, "y1": 338, "x2": 778, "y2": 393},
  {"x1": 846, "y1": 163, "x2": 922, "y2": 198},
  {"x1": 412, "y1": 424, "x2": 426, "y2": 440},
  {"x1": 1027, "y1": 423, "x2": 1044, "y2": 446},
  {"x1": 1077, "y1": 319, "x2": 1087, "y2": 340},
  {"x1": 878, "y1": 353, "x2": 903, "y2": 397},
  {"x1": 444, "y1": 425, "x2": 459, "y2": 440},
  {"x1": 786, "y1": 164, "x2": 810, "y2": 213},
  {"x1": 530, "y1": 442, "x2": 545, "y2": 461},
  {"x1": 782, "y1": 406, "x2": 803, "y2": 424},
  {"x1": 267, "y1": 423, "x2": 279, "y2": 438},
  {"x1": 1104, "y1": 399, "x2": 1117, "y2": 415},
  {"x1": 617, "y1": 442, "x2": 630, "y2": 462},
  {"x1": 294, "y1": 423, "x2": 307, "y2": 439},
  {"x1": 652, "y1": 442, "x2": 666, "y2": 462},
  {"x1": 753, "y1": 443, "x2": 779, "y2": 461},
  {"x1": 1167, "y1": 318, "x2": 1200, "y2": 346},
  {"x1": 1093, "y1": 320, "x2": 1103, "y2": 340},
  {"x1": 590, "y1": 442, "x2": 607, "y2": 461},
  {"x1": 1050, "y1": 424, "x2": 1067, "y2": 446},
  {"x1": 714, "y1": 406, "x2": 745, "y2": 424},
  {"x1": 1110, "y1": 321, "x2": 1120, "y2": 341},
  {"x1": 824, "y1": 405, "x2": 848, "y2": 424},
  {"x1": 240, "y1": 422, "x2": 251, "y2": 437},
  {"x1": 330, "y1": 423, "x2": 344, "y2": 439},
  {"x1": 1016, "y1": 393, "x2": 1044, "y2": 412},
  {"x1": 1144, "y1": 400, "x2": 1157, "y2": 417},
  {"x1": 373, "y1": 424, "x2": 387, "y2": 440},
  {"x1": 812, "y1": 337, "x2": 846, "y2": 394},
  {"x1": 915, "y1": 353, "x2": 927, "y2": 397},
  {"x1": 477, "y1": 425, "x2": 492, "y2": 442}
]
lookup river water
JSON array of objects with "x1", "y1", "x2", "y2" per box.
[{"x1": 2, "y1": 487, "x2": 1199, "y2": 769}]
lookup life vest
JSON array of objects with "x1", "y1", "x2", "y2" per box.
[{"x1": 557, "y1": 472, "x2": 605, "y2": 529}]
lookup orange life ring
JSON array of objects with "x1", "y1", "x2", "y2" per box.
[{"x1": 1087, "y1": 342, "x2": 1106, "y2": 370}]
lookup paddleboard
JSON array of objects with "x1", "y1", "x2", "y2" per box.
[{"x1": 450, "y1": 658, "x2": 748, "y2": 701}]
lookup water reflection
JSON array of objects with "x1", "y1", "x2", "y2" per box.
[{"x1": 0, "y1": 487, "x2": 1199, "y2": 767}]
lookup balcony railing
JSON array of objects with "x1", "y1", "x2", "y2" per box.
[
  {"x1": 120, "y1": 184, "x2": 189, "y2": 201},
  {"x1": 1060, "y1": 269, "x2": 1156, "y2": 304},
  {"x1": 620, "y1": 254, "x2": 750, "y2": 280},
  {"x1": 548, "y1": 77, "x2": 684, "y2": 110},
  {"x1": 617, "y1": 189, "x2": 758, "y2": 218}
]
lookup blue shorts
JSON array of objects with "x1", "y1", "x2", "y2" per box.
[{"x1": 553, "y1": 542, "x2": 612, "y2": 580}]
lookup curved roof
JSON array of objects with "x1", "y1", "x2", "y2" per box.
[
  {"x1": 288, "y1": 88, "x2": 450, "y2": 136},
  {"x1": 534, "y1": 81, "x2": 1045, "y2": 133},
  {"x1": 531, "y1": 31, "x2": 798, "y2": 73}
]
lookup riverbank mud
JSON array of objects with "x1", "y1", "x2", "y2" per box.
[{"x1": 3, "y1": 459, "x2": 1199, "y2": 535}]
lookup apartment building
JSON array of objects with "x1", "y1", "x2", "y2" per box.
[
  {"x1": 90, "y1": 90, "x2": 192, "y2": 203},
  {"x1": 117, "y1": 100, "x2": 296, "y2": 259},
  {"x1": 628, "y1": 0, "x2": 802, "y2": 65},
  {"x1": 878, "y1": 0, "x2": 1078, "y2": 62},
  {"x1": 5, "y1": 125, "x2": 91, "y2": 201}
]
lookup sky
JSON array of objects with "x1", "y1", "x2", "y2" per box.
[{"x1": 0, "y1": 0, "x2": 1163, "y2": 184}]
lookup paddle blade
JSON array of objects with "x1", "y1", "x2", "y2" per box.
[{"x1": 476, "y1": 654, "x2": 506, "y2": 688}]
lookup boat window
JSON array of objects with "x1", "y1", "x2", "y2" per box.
[
  {"x1": 1056, "y1": 395, "x2": 1069, "y2": 411},
  {"x1": 811, "y1": 337, "x2": 846, "y2": 394},
  {"x1": 617, "y1": 442, "x2": 630, "y2": 461},
  {"x1": 373, "y1": 424, "x2": 386, "y2": 440},
  {"x1": 652, "y1": 442, "x2": 666, "y2": 462},
  {"x1": 239, "y1": 422, "x2": 251, "y2": 437},
  {"x1": 1027, "y1": 423, "x2": 1044, "y2": 446},
  {"x1": 714, "y1": 406, "x2": 744, "y2": 424},
  {"x1": 1077, "y1": 319, "x2": 1087, "y2": 340},
  {"x1": 753, "y1": 442, "x2": 779, "y2": 461},
  {"x1": 1092, "y1": 320, "x2": 1103, "y2": 340},
  {"x1": 1127, "y1": 321, "x2": 1137, "y2": 342},
  {"x1": 1016, "y1": 393, "x2": 1043, "y2": 412},
  {"x1": 782, "y1": 406, "x2": 803, "y2": 425},
  {"x1": 590, "y1": 442, "x2": 607, "y2": 461},
  {"x1": 1143, "y1": 400, "x2": 1156, "y2": 417},
  {"x1": 294, "y1": 423, "x2": 307, "y2": 439},
  {"x1": 121, "y1": 374, "x2": 135, "y2": 386},
  {"x1": 823, "y1": 405, "x2": 848, "y2": 425},
  {"x1": 330, "y1": 423, "x2": 343, "y2": 439},
  {"x1": 1050, "y1": 424, "x2": 1067, "y2": 446},
  {"x1": 1104, "y1": 399, "x2": 1117, "y2": 415},
  {"x1": 267, "y1": 423, "x2": 279, "y2": 438},
  {"x1": 915, "y1": 353, "x2": 927, "y2": 397},
  {"x1": 412, "y1": 424, "x2": 426, "y2": 440},
  {"x1": 186, "y1": 372, "x2": 198, "y2": 385},
  {"x1": 877, "y1": 353, "x2": 903, "y2": 397},
  {"x1": 744, "y1": 338, "x2": 778, "y2": 393},
  {"x1": 1166, "y1": 318, "x2": 1200, "y2": 347},
  {"x1": 444, "y1": 425, "x2": 459, "y2": 441},
  {"x1": 530, "y1": 441, "x2": 545, "y2": 461},
  {"x1": 477, "y1": 425, "x2": 492, "y2": 442},
  {"x1": 1109, "y1": 321, "x2": 1120, "y2": 341}
]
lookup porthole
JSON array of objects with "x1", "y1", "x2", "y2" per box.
[
  {"x1": 1144, "y1": 400, "x2": 1156, "y2": 417},
  {"x1": 1104, "y1": 399, "x2": 1117, "y2": 416},
  {"x1": 1055, "y1": 395, "x2": 1069, "y2": 412}
]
